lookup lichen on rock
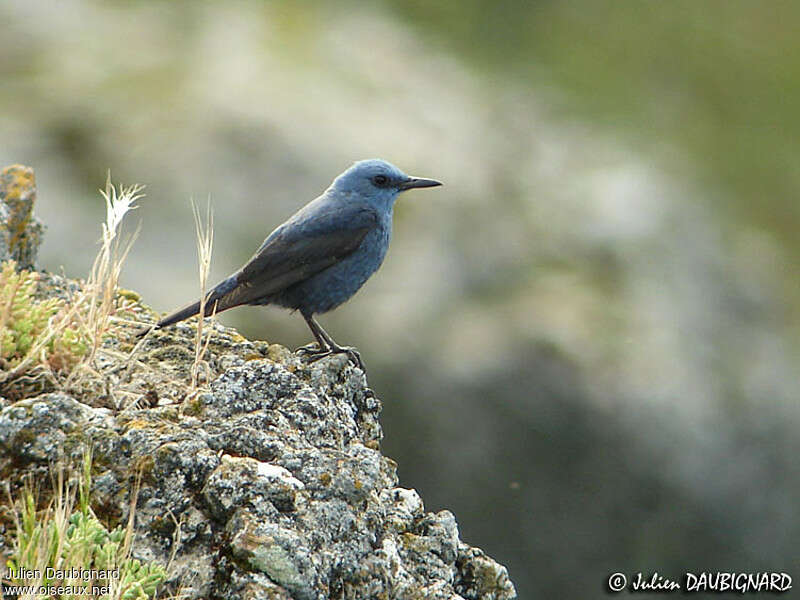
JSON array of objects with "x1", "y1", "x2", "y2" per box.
[
  {"x1": 0, "y1": 164, "x2": 44, "y2": 269},
  {"x1": 0, "y1": 351, "x2": 516, "y2": 599}
]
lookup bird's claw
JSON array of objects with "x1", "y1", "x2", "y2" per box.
[
  {"x1": 297, "y1": 344, "x2": 365, "y2": 372},
  {"x1": 296, "y1": 343, "x2": 325, "y2": 356},
  {"x1": 338, "y1": 347, "x2": 365, "y2": 372}
]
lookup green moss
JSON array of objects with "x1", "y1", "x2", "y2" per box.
[
  {"x1": 146, "y1": 344, "x2": 194, "y2": 363},
  {"x1": 399, "y1": 532, "x2": 431, "y2": 554},
  {"x1": 247, "y1": 544, "x2": 304, "y2": 589},
  {"x1": 64, "y1": 430, "x2": 90, "y2": 455},
  {"x1": 12, "y1": 427, "x2": 37, "y2": 447},
  {"x1": 182, "y1": 395, "x2": 204, "y2": 417},
  {"x1": 117, "y1": 288, "x2": 141, "y2": 302},
  {"x1": 0, "y1": 260, "x2": 88, "y2": 373},
  {"x1": 152, "y1": 406, "x2": 179, "y2": 422}
]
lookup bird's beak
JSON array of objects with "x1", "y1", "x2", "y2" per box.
[{"x1": 399, "y1": 176, "x2": 443, "y2": 191}]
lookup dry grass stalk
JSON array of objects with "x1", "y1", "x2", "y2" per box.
[
  {"x1": 60, "y1": 175, "x2": 142, "y2": 395},
  {"x1": 84, "y1": 173, "x2": 143, "y2": 363},
  {"x1": 190, "y1": 199, "x2": 214, "y2": 391}
]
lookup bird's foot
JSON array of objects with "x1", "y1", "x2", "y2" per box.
[
  {"x1": 296, "y1": 342, "x2": 337, "y2": 363},
  {"x1": 332, "y1": 345, "x2": 366, "y2": 372},
  {"x1": 299, "y1": 344, "x2": 365, "y2": 372},
  {"x1": 344, "y1": 347, "x2": 365, "y2": 371},
  {"x1": 296, "y1": 342, "x2": 326, "y2": 356}
]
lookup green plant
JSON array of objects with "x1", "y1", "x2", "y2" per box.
[
  {"x1": 0, "y1": 174, "x2": 145, "y2": 402},
  {"x1": 5, "y1": 452, "x2": 168, "y2": 600},
  {"x1": 0, "y1": 260, "x2": 88, "y2": 375}
]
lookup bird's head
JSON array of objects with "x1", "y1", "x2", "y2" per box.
[{"x1": 331, "y1": 159, "x2": 442, "y2": 205}]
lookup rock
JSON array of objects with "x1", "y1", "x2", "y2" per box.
[
  {"x1": 456, "y1": 546, "x2": 517, "y2": 600},
  {"x1": 0, "y1": 164, "x2": 44, "y2": 268},
  {"x1": 0, "y1": 351, "x2": 516, "y2": 598},
  {"x1": 0, "y1": 392, "x2": 114, "y2": 464}
]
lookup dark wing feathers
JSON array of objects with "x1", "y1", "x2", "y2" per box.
[
  {"x1": 216, "y1": 224, "x2": 373, "y2": 310},
  {"x1": 142, "y1": 199, "x2": 379, "y2": 335},
  {"x1": 206, "y1": 202, "x2": 378, "y2": 312}
]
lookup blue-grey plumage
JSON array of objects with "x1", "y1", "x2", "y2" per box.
[{"x1": 143, "y1": 159, "x2": 442, "y2": 369}]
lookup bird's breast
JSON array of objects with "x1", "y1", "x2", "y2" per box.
[{"x1": 292, "y1": 221, "x2": 391, "y2": 315}]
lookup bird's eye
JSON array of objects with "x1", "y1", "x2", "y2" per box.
[{"x1": 373, "y1": 175, "x2": 389, "y2": 186}]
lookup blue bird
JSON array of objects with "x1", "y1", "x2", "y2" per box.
[{"x1": 144, "y1": 159, "x2": 442, "y2": 370}]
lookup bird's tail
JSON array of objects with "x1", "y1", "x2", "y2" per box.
[
  {"x1": 135, "y1": 276, "x2": 238, "y2": 337},
  {"x1": 156, "y1": 299, "x2": 207, "y2": 329}
]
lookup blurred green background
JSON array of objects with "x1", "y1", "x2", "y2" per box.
[{"x1": 2, "y1": 1, "x2": 799, "y2": 597}]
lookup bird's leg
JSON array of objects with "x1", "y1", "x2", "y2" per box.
[
  {"x1": 297, "y1": 315, "x2": 365, "y2": 371},
  {"x1": 296, "y1": 313, "x2": 331, "y2": 355}
]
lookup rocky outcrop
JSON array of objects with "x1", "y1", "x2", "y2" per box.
[
  {"x1": 0, "y1": 341, "x2": 516, "y2": 599},
  {"x1": 0, "y1": 165, "x2": 516, "y2": 599}
]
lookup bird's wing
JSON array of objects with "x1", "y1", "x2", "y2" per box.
[{"x1": 212, "y1": 202, "x2": 379, "y2": 311}]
